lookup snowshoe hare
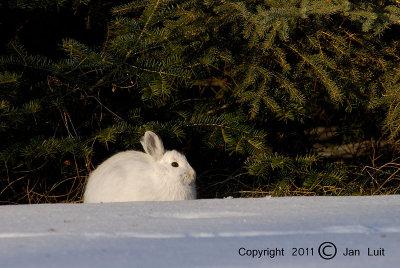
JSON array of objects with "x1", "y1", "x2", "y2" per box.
[{"x1": 84, "y1": 131, "x2": 196, "y2": 203}]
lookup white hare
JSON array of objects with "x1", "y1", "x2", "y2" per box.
[{"x1": 84, "y1": 131, "x2": 196, "y2": 203}]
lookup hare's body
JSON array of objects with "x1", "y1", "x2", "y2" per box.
[{"x1": 84, "y1": 131, "x2": 196, "y2": 203}]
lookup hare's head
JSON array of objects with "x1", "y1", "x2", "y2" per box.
[{"x1": 141, "y1": 131, "x2": 196, "y2": 185}]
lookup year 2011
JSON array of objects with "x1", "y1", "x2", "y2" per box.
[{"x1": 292, "y1": 248, "x2": 314, "y2": 256}]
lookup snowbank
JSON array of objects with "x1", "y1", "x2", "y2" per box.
[{"x1": 0, "y1": 195, "x2": 399, "y2": 267}]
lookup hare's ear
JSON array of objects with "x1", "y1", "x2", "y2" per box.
[{"x1": 140, "y1": 131, "x2": 165, "y2": 161}]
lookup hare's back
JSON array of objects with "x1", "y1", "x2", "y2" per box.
[
  {"x1": 84, "y1": 150, "x2": 154, "y2": 202},
  {"x1": 91, "y1": 150, "x2": 152, "y2": 179},
  {"x1": 99, "y1": 150, "x2": 150, "y2": 167}
]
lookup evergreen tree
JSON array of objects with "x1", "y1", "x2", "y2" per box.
[{"x1": 1, "y1": 0, "x2": 400, "y2": 203}]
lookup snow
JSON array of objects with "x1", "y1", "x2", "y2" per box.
[{"x1": 0, "y1": 195, "x2": 399, "y2": 267}]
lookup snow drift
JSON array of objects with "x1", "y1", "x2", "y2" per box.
[{"x1": 0, "y1": 195, "x2": 399, "y2": 267}]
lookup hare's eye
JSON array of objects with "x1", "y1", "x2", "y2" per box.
[{"x1": 171, "y1": 162, "x2": 179, "y2": 167}]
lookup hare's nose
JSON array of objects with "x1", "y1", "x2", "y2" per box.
[
  {"x1": 190, "y1": 170, "x2": 196, "y2": 179},
  {"x1": 184, "y1": 170, "x2": 196, "y2": 184},
  {"x1": 185, "y1": 170, "x2": 196, "y2": 178}
]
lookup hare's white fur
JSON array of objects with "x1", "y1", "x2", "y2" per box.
[{"x1": 84, "y1": 131, "x2": 196, "y2": 203}]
